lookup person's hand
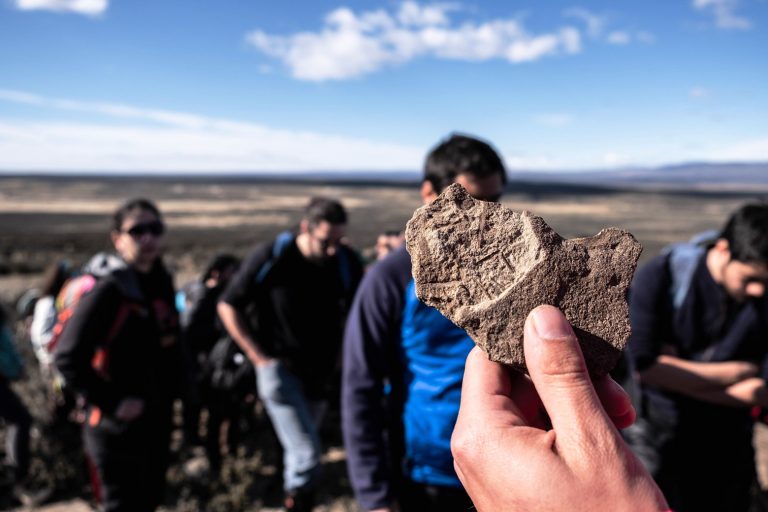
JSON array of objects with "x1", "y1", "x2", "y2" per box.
[
  {"x1": 717, "y1": 360, "x2": 759, "y2": 384},
  {"x1": 114, "y1": 397, "x2": 145, "y2": 422},
  {"x1": 253, "y1": 355, "x2": 276, "y2": 368},
  {"x1": 452, "y1": 305, "x2": 668, "y2": 512}
]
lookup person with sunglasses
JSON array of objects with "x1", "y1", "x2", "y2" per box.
[
  {"x1": 342, "y1": 133, "x2": 507, "y2": 512},
  {"x1": 55, "y1": 198, "x2": 182, "y2": 512}
]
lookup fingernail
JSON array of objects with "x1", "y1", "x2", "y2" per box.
[{"x1": 531, "y1": 306, "x2": 573, "y2": 340}]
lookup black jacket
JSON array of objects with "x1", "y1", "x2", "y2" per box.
[{"x1": 55, "y1": 262, "x2": 182, "y2": 416}]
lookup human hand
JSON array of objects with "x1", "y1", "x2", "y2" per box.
[
  {"x1": 717, "y1": 361, "x2": 759, "y2": 384},
  {"x1": 253, "y1": 355, "x2": 276, "y2": 368},
  {"x1": 452, "y1": 305, "x2": 668, "y2": 512},
  {"x1": 114, "y1": 397, "x2": 145, "y2": 422},
  {"x1": 369, "y1": 506, "x2": 398, "y2": 512}
]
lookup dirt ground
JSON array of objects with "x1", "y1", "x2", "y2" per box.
[{"x1": 1, "y1": 176, "x2": 767, "y2": 511}]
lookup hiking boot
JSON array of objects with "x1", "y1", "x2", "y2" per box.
[{"x1": 284, "y1": 490, "x2": 315, "y2": 512}]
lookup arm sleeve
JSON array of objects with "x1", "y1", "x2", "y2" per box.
[
  {"x1": 342, "y1": 257, "x2": 406, "y2": 511},
  {"x1": 53, "y1": 281, "x2": 122, "y2": 414},
  {"x1": 30, "y1": 296, "x2": 57, "y2": 363},
  {"x1": 628, "y1": 255, "x2": 671, "y2": 373},
  {"x1": 218, "y1": 244, "x2": 271, "y2": 310}
]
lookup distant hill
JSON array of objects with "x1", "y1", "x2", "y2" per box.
[
  {"x1": 515, "y1": 162, "x2": 768, "y2": 190},
  {"x1": 2, "y1": 162, "x2": 767, "y2": 190}
]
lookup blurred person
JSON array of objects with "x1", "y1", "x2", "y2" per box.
[
  {"x1": 177, "y1": 253, "x2": 241, "y2": 469},
  {"x1": 626, "y1": 202, "x2": 768, "y2": 511},
  {"x1": 451, "y1": 306, "x2": 669, "y2": 512},
  {"x1": 30, "y1": 260, "x2": 72, "y2": 372},
  {"x1": 0, "y1": 306, "x2": 31, "y2": 496},
  {"x1": 54, "y1": 198, "x2": 182, "y2": 512},
  {"x1": 375, "y1": 231, "x2": 405, "y2": 261},
  {"x1": 218, "y1": 197, "x2": 364, "y2": 511},
  {"x1": 342, "y1": 133, "x2": 506, "y2": 512}
]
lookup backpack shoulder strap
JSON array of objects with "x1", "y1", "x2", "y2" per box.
[
  {"x1": 255, "y1": 231, "x2": 295, "y2": 284},
  {"x1": 336, "y1": 246, "x2": 353, "y2": 292},
  {"x1": 662, "y1": 230, "x2": 718, "y2": 309}
]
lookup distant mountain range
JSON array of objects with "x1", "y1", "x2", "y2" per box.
[
  {"x1": 2, "y1": 162, "x2": 767, "y2": 191},
  {"x1": 515, "y1": 163, "x2": 768, "y2": 190}
]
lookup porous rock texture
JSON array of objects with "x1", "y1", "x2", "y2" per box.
[{"x1": 405, "y1": 183, "x2": 642, "y2": 375}]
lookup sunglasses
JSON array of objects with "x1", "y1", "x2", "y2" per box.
[{"x1": 124, "y1": 221, "x2": 165, "y2": 238}]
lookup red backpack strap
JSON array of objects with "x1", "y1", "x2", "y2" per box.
[{"x1": 90, "y1": 302, "x2": 141, "y2": 381}]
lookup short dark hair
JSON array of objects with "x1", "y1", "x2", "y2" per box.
[
  {"x1": 423, "y1": 133, "x2": 507, "y2": 194},
  {"x1": 720, "y1": 202, "x2": 768, "y2": 265},
  {"x1": 113, "y1": 198, "x2": 162, "y2": 232},
  {"x1": 202, "y1": 253, "x2": 239, "y2": 282},
  {"x1": 40, "y1": 259, "x2": 71, "y2": 297},
  {"x1": 304, "y1": 197, "x2": 347, "y2": 226}
]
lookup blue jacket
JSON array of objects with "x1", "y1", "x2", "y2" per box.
[{"x1": 342, "y1": 246, "x2": 473, "y2": 510}]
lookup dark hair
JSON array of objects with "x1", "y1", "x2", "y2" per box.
[
  {"x1": 202, "y1": 253, "x2": 239, "y2": 282},
  {"x1": 720, "y1": 202, "x2": 768, "y2": 265},
  {"x1": 40, "y1": 259, "x2": 71, "y2": 297},
  {"x1": 304, "y1": 197, "x2": 347, "y2": 226},
  {"x1": 424, "y1": 133, "x2": 507, "y2": 194},
  {"x1": 112, "y1": 198, "x2": 162, "y2": 232}
]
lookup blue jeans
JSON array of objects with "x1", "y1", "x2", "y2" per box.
[{"x1": 256, "y1": 361, "x2": 326, "y2": 493}]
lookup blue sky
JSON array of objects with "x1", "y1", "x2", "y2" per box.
[{"x1": 0, "y1": 0, "x2": 766, "y2": 173}]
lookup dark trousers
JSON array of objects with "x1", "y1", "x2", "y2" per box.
[
  {"x1": 627, "y1": 413, "x2": 754, "y2": 512},
  {"x1": 0, "y1": 379, "x2": 31, "y2": 482},
  {"x1": 83, "y1": 407, "x2": 172, "y2": 512},
  {"x1": 399, "y1": 479, "x2": 474, "y2": 512}
]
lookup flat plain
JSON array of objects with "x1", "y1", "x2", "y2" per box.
[{"x1": 0, "y1": 175, "x2": 766, "y2": 511}]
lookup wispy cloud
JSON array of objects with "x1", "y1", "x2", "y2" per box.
[
  {"x1": 247, "y1": 1, "x2": 586, "y2": 81},
  {"x1": 606, "y1": 31, "x2": 630, "y2": 45},
  {"x1": 706, "y1": 137, "x2": 768, "y2": 161},
  {"x1": 563, "y1": 7, "x2": 606, "y2": 38},
  {"x1": 533, "y1": 113, "x2": 574, "y2": 127},
  {"x1": 689, "y1": 86, "x2": 712, "y2": 99},
  {"x1": 13, "y1": 0, "x2": 108, "y2": 17},
  {"x1": 0, "y1": 89, "x2": 423, "y2": 172},
  {"x1": 692, "y1": 0, "x2": 751, "y2": 30}
]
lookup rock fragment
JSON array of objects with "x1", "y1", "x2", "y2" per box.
[{"x1": 405, "y1": 183, "x2": 642, "y2": 375}]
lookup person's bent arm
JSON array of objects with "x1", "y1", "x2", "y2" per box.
[
  {"x1": 639, "y1": 354, "x2": 758, "y2": 394},
  {"x1": 686, "y1": 376, "x2": 768, "y2": 407},
  {"x1": 452, "y1": 305, "x2": 668, "y2": 512},
  {"x1": 216, "y1": 301, "x2": 272, "y2": 367}
]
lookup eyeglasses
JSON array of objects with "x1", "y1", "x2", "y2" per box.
[{"x1": 124, "y1": 221, "x2": 165, "y2": 238}]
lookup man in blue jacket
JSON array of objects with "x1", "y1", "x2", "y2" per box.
[
  {"x1": 627, "y1": 202, "x2": 768, "y2": 512},
  {"x1": 342, "y1": 133, "x2": 506, "y2": 512}
]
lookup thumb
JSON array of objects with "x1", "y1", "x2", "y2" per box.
[{"x1": 524, "y1": 306, "x2": 616, "y2": 449}]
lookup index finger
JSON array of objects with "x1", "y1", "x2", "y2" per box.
[{"x1": 457, "y1": 347, "x2": 529, "y2": 429}]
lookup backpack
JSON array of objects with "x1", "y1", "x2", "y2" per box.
[
  {"x1": 47, "y1": 252, "x2": 128, "y2": 356},
  {"x1": 661, "y1": 230, "x2": 720, "y2": 310}
]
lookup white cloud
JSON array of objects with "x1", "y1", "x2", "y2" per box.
[
  {"x1": 606, "y1": 31, "x2": 630, "y2": 45},
  {"x1": 0, "y1": 89, "x2": 423, "y2": 172},
  {"x1": 689, "y1": 87, "x2": 711, "y2": 99},
  {"x1": 397, "y1": 1, "x2": 457, "y2": 26},
  {"x1": 692, "y1": 0, "x2": 751, "y2": 30},
  {"x1": 706, "y1": 137, "x2": 768, "y2": 161},
  {"x1": 533, "y1": 113, "x2": 574, "y2": 127},
  {"x1": 14, "y1": 0, "x2": 107, "y2": 16},
  {"x1": 563, "y1": 7, "x2": 606, "y2": 38},
  {"x1": 247, "y1": 3, "x2": 585, "y2": 81}
]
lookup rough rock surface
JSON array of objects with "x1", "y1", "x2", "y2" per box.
[{"x1": 405, "y1": 183, "x2": 642, "y2": 375}]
